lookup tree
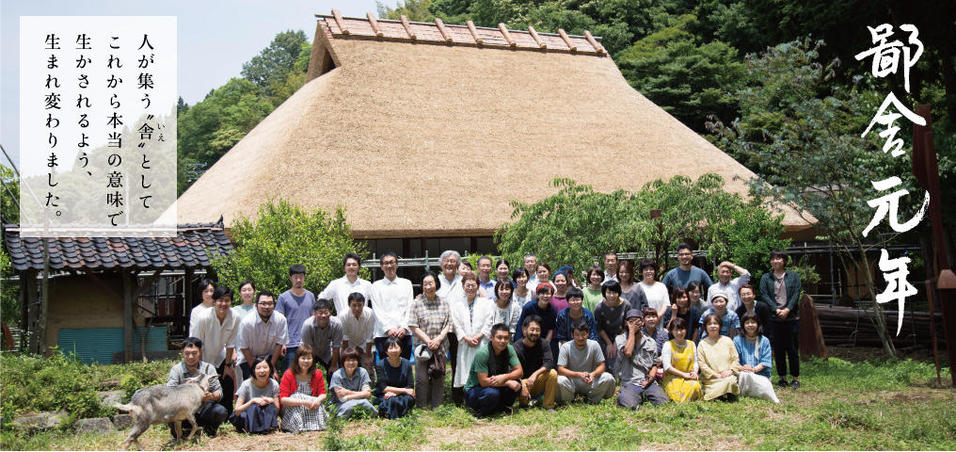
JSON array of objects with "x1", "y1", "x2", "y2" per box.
[
  {"x1": 617, "y1": 14, "x2": 746, "y2": 132},
  {"x1": 378, "y1": 0, "x2": 435, "y2": 20},
  {"x1": 707, "y1": 38, "x2": 911, "y2": 356},
  {"x1": 240, "y1": 30, "x2": 309, "y2": 97},
  {"x1": 210, "y1": 200, "x2": 369, "y2": 311},
  {"x1": 494, "y1": 174, "x2": 789, "y2": 282}
]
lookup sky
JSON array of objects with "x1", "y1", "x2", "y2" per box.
[{"x1": 1, "y1": 0, "x2": 382, "y2": 168}]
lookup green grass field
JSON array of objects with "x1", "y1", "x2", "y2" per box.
[{"x1": 2, "y1": 349, "x2": 953, "y2": 450}]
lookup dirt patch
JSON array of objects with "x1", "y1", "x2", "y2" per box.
[{"x1": 418, "y1": 423, "x2": 578, "y2": 450}]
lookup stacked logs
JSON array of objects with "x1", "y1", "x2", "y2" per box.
[{"x1": 815, "y1": 304, "x2": 946, "y2": 349}]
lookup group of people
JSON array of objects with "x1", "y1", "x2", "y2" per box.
[{"x1": 169, "y1": 245, "x2": 802, "y2": 437}]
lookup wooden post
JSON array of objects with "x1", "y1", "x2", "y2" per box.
[
  {"x1": 181, "y1": 269, "x2": 193, "y2": 338},
  {"x1": 123, "y1": 272, "x2": 133, "y2": 363},
  {"x1": 466, "y1": 21, "x2": 483, "y2": 46},
  {"x1": 400, "y1": 15, "x2": 416, "y2": 40},
  {"x1": 498, "y1": 23, "x2": 516, "y2": 48},
  {"x1": 434, "y1": 18, "x2": 453, "y2": 43},
  {"x1": 366, "y1": 12, "x2": 384, "y2": 38},
  {"x1": 799, "y1": 294, "x2": 828, "y2": 358},
  {"x1": 332, "y1": 9, "x2": 350, "y2": 35},
  {"x1": 37, "y1": 239, "x2": 50, "y2": 354},
  {"x1": 24, "y1": 271, "x2": 37, "y2": 353},
  {"x1": 527, "y1": 26, "x2": 546, "y2": 49},
  {"x1": 557, "y1": 29, "x2": 576, "y2": 52}
]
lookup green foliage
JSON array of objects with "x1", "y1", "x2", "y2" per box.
[
  {"x1": 210, "y1": 200, "x2": 368, "y2": 313},
  {"x1": 0, "y1": 164, "x2": 18, "y2": 224},
  {"x1": 617, "y1": 15, "x2": 745, "y2": 132},
  {"x1": 0, "y1": 352, "x2": 173, "y2": 430},
  {"x1": 240, "y1": 30, "x2": 309, "y2": 97},
  {"x1": 495, "y1": 174, "x2": 789, "y2": 279},
  {"x1": 378, "y1": 0, "x2": 435, "y2": 20}
]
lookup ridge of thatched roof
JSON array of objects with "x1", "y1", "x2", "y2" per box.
[
  {"x1": 316, "y1": 10, "x2": 607, "y2": 56},
  {"x1": 176, "y1": 11, "x2": 813, "y2": 238}
]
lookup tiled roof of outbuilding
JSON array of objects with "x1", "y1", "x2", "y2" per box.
[{"x1": 2, "y1": 224, "x2": 233, "y2": 272}]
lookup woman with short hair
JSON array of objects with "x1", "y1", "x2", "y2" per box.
[
  {"x1": 660, "y1": 318, "x2": 702, "y2": 402},
  {"x1": 230, "y1": 356, "x2": 280, "y2": 433},
  {"x1": 374, "y1": 337, "x2": 416, "y2": 418},
  {"x1": 583, "y1": 266, "x2": 605, "y2": 312},
  {"x1": 696, "y1": 314, "x2": 740, "y2": 401},
  {"x1": 329, "y1": 347, "x2": 377, "y2": 417}
]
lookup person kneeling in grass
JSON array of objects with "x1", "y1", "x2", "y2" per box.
[
  {"x1": 733, "y1": 313, "x2": 779, "y2": 403},
  {"x1": 465, "y1": 323, "x2": 524, "y2": 417},
  {"x1": 373, "y1": 337, "x2": 416, "y2": 419},
  {"x1": 329, "y1": 347, "x2": 377, "y2": 418},
  {"x1": 557, "y1": 320, "x2": 616, "y2": 405},
  {"x1": 616, "y1": 309, "x2": 669, "y2": 409}
]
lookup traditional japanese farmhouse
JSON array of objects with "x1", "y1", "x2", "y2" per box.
[{"x1": 176, "y1": 11, "x2": 813, "y2": 258}]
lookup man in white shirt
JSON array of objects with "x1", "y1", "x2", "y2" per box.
[
  {"x1": 603, "y1": 252, "x2": 620, "y2": 283},
  {"x1": 437, "y1": 249, "x2": 464, "y2": 401},
  {"x1": 319, "y1": 253, "x2": 373, "y2": 317},
  {"x1": 370, "y1": 251, "x2": 414, "y2": 360},
  {"x1": 236, "y1": 290, "x2": 288, "y2": 381},
  {"x1": 524, "y1": 254, "x2": 539, "y2": 292},
  {"x1": 706, "y1": 261, "x2": 750, "y2": 312},
  {"x1": 189, "y1": 286, "x2": 239, "y2": 412},
  {"x1": 340, "y1": 292, "x2": 377, "y2": 382}
]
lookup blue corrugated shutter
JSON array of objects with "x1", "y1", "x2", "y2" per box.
[{"x1": 57, "y1": 327, "x2": 167, "y2": 364}]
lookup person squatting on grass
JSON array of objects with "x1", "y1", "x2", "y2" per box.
[
  {"x1": 329, "y1": 346, "x2": 377, "y2": 418},
  {"x1": 167, "y1": 337, "x2": 229, "y2": 438},
  {"x1": 230, "y1": 356, "x2": 280, "y2": 434},
  {"x1": 464, "y1": 323, "x2": 524, "y2": 417},
  {"x1": 556, "y1": 320, "x2": 616, "y2": 404},
  {"x1": 514, "y1": 315, "x2": 558, "y2": 410},
  {"x1": 615, "y1": 309, "x2": 669, "y2": 409},
  {"x1": 373, "y1": 337, "x2": 416, "y2": 419},
  {"x1": 279, "y1": 344, "x2": 328, "y2": 432},
  {"x1": 697, "y1": 314, "x2": 741, "y2": 401},
  {"x1": 660, "y1": 317, "x2": 703, "y2": 402}
]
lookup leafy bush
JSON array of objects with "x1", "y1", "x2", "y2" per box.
[
  {"x1": 0, "y1": 352, "x2": 173, "y2": 429},
  {"x1": 495, "y1": 174, "x2": 790, "y2": 279},
  {"x1": 210, "y1": 199, "x2": 368, "y2": 314}
]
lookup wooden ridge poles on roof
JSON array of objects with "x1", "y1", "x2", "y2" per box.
[
  {"x1": 527, "y1": 25, "x2": 547, "y2": 49},
  {"x1": 434, "y1": 17, "x2": 453, "y2": 43},
  {"x1": 366, "y1": 12, "x2": 384, "y2": 38},
  {"x1": 498, "y1": 23, "x2": 516, "y2": 48},
  {"x1": 557, "y1": 29, "x2": 576, "y2": 52},
  {"x1": 400, "y1": 15, "x2": 417, "y2": 40},
  {"x1": 466, "y1": 20, "x2": 483, "y2": 46},
  {"x1": 332, "y1": 8, "x2": 349, "y2": 35},
  {"x1": 583, "y1": 30, "x2": 605, "y2": 55}
]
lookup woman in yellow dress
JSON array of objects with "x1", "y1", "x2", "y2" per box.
[
  {"x1": 697, "y1": 314, "x2": 741, "y2": 401},
  {"x1": 660, "y1": 317, "x2": 702, "y2": 402}
]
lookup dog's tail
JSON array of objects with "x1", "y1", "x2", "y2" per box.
[{"x1": 114, "y1": 403, "x2": 142, "y2": 419}]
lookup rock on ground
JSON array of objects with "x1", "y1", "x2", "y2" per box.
[
  {"x1": 12, "y1": 410, "x2": 68, "y2": 432},
  {"x1": 112, "y1": 414, "x2": 134, "y2": 430},
  {"x1": 97, "y1": 390, "x2": 126, "y2": 408},
  {"x1": 74, "y1": 417, "x2": 114, "y2": 434}
]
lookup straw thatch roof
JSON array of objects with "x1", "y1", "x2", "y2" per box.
[{"x1": 176, "y1": 12, "x2": 813, "y2": 239}]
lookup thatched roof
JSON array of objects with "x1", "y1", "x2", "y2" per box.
[{"x1": 176, "y1": 11, "x2": 813, "y2": 238}]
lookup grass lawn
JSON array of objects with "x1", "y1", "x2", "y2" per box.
[{"x1": 2, "y1": 347, "x2": 954, "y2": 450}]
